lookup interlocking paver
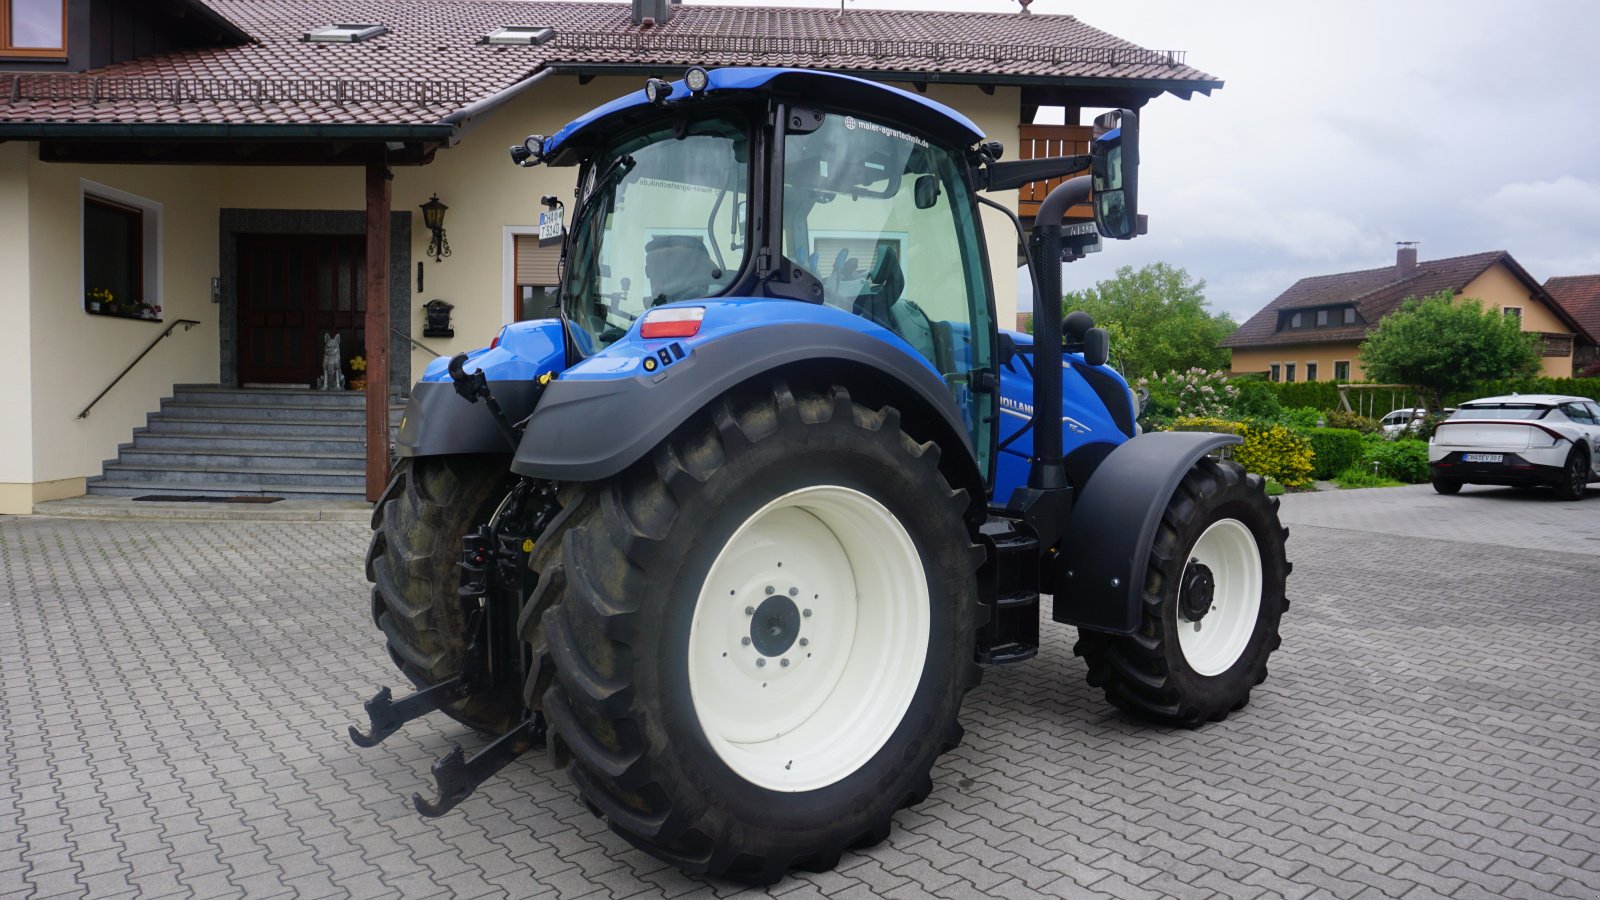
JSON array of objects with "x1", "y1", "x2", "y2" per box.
[{"x1": 3, "y1": 483, "x2": 1599, "y2": 897}]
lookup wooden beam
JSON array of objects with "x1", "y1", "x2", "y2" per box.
[{"x1": 364, "y1": 164, "x2": 393, "y2": 503}]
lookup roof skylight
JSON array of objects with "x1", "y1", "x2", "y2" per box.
[
  {"x1": 304, "y1": 24, "x2": 389, "y2": 43},
  {"x1": 483, "y1": 26, "x2": 555, "y2": 46}
]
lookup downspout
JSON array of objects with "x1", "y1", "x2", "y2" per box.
[{"x1": 441, "y1": 69, "x2": 557, "y2": 143}]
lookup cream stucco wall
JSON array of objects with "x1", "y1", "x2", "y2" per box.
[
  {"x1": 1229, "y1": 345, "x2": 1364, "y2": 382},
  {"x1": 2, "y1": 75, "x2": 1026, "y2": 509}
]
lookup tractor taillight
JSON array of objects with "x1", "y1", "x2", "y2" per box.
[
  {"x1": 489, "y1": 334, "x2": 500, "y2": 349},
  {"x1": 640, "y1": 307, "x2": 705, "y2": 339}
]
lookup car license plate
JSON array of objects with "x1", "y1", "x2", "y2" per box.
[{"x1": 1463, "y1": 453, "x2": 1503, "y2": 463}]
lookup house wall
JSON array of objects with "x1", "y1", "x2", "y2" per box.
[
  {"x1": 1460, "y1": 265, "x2": 1574, "y2": 378},
  {"x1": 1229, "y1": 344, "x2": 1365, "y2": 382},
  {"x1": 1, "y1": 75, "x2": 1024, "y2": 511},
  {"x1": 17, "y1": 154, "x2": 224, "y2": 507}
]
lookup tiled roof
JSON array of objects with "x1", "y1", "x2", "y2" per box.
[
  {"x1": 0, "y1": 1, "x2": 1220, "y2": 129},
  {"x1": 1220, "y1": 251, "x2": 1511, "y2": 349},
  {"x1": 1543, "y1": 275, "x2": 1600, "y2": 344}
]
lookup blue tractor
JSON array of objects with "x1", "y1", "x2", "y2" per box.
[{"x1": 353, "y1": 67, "x2": 1289, "y2": 883}]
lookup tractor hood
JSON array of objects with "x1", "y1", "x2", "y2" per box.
[{"x1": 541, "y1": 67, "x2": 985, "y2": 164}]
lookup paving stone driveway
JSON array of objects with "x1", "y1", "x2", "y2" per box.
[{"x1": 2, "y1": 484, "x2": 1598, "y2": 899}]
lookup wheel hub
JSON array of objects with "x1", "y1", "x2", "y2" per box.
[
  {"x1": 750, "y1": 593, "x2": 802, "y2": 657},
  {"x1": 1180, "y1": 558, "x2": 1216, "y2": 622}
]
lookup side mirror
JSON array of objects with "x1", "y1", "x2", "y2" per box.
[
  {"x1": 913, "y1": 174, "x2": 941, "y2": 209},
  {"x1": 1090, "y1": 110, "x2": 1139, "y2": 239},
  {"x1": 1082, "y1": 327, "x2": 1109, "y2": 367}
]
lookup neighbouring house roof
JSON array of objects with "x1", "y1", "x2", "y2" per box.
[
  {"x1": 0, "y1": 1, "x2": 1221, "y2": 134},
  {"x1": 1543, "y1": 275, "x2": 1600, "y2": 345},
  {"x1": 1219, "y1": 250, "x2": 1583, "y2": 349}
]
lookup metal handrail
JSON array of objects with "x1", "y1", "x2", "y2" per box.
[
  {"x1": 392, "y1": 327, "x2": 442, "y2": 358},
  {"x1": 77, "y1": 319, "x2": 202, "y2": 419}
]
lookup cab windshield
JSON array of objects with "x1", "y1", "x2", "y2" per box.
[{"x1": 562, "y1": 114, "x2": 750, "y2": 350}]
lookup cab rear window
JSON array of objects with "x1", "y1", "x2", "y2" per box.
[{"x1": 1452, "y1": 405, "x2": 1549, "y2": 420}]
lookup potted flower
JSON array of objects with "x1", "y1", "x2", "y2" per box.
[
  {"x1": 86, "y1": 287, "x2": 112, "y2": 314},
  {"x1": 348, "y1": 354, "x2": 368, "y2": 391}
]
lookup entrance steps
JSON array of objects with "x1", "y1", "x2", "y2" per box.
[{"x1": 86, "y1": 384, "x2": 403, "y2": 502}]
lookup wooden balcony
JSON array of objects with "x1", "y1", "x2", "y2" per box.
[{"x1": 1016, "y1": 124, "x2": 1094, "y2": 222}]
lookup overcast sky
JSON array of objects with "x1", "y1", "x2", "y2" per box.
[{"x1": 677, "y1": 0, "x2": 1600, "y2": 319}]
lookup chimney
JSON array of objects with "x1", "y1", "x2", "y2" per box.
[
  {"x1": 1396, "y1": 241, "x2": 1418, "y2": 276},
  {"x1": 632, "y1": 0, "x2": 672, "y2": 26}
]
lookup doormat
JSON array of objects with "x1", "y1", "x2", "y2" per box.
[{"x1": 131, "y1": 495, "x2": 284, "y2": 504}]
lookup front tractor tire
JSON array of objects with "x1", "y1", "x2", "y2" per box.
[
  {"x1": 522, "y1": 384, "x2": 982, "y2": 883},
  {"x1": 1075, "y1": 457, "x2": 1290, "y2": 728},
  {"x1": 366, "y1": 455, "x2": 522, "y2": 734}
]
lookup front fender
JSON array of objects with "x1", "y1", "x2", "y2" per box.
[{"x1": 1050, "y1": 431, "x2": 1243, "y2": 634}]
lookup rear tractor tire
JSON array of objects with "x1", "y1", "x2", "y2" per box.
[
  {"x1": 523, "y1": 383, "x2": 983, "y2": 884},
  {"x1": 1075, "y1": 457, "x2": 1290, "y2": 728},
  {"x1": 366, "y1": 455, "x2": 522, "y2": 734}
]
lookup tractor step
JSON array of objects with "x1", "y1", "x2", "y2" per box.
[
  {"x1": 412, "y1": 715, "x2": 545, "y2": 817},
  {"x1": 976, "y1": 519, "x2": 1041, "y2": 665}
]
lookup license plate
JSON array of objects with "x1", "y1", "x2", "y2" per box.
[
  {"x1": 539, "y1": 208, "x2": 564, "y2": 244},
  {"x1": 1463, "y1": 453, "x2": 1503, "y2": 463}
]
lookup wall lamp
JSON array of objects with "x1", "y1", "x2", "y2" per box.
[{"x1": 420, "y1": 193, "x2": 451, "y2": 261}]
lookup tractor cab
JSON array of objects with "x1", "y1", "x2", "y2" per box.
[{"x1": 517, "y1": 67, "x2": 999, "y2": 471}]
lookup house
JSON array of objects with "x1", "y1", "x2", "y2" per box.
[
  {"x1": 1543, "y1": 275, "x2": 1600, "y2": 376},
  {"x1": 0, "y1": 0, "x2": 1221, "y2": 514},
  {"x1": 1220, "y1": 245, "x2": 1585, "y2": 384}
]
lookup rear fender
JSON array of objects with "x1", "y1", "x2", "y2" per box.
[
  {"x1": 1050, "y1": 431, "x2": 1242, "y2": 634},
  {"x1": 395, "y1": 319, "x2": 566, "y2": 458},
  {"x1": 510, "y1": 303, "x2": 982, "y2": 504}
]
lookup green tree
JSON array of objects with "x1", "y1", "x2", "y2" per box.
[
  {"x1": 1058, "y1": 263, "x2": 1236, "y2": 379},
  {"x1": 1358, "y1": 291, "x2": 1540, "y2": 410}
]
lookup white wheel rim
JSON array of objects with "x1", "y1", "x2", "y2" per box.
[
  {"x1": 687, "y1": 485, "x2": 929, "y2": 792},
  {"x1": 1177, "y1": 518, "x2": 1262, "y2": 676}
]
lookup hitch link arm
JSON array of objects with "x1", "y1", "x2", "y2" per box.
[{"x1": 412, "y1": 715, "x2": 545, "y2": 817}]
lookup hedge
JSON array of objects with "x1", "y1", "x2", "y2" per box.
[
  {"x1": 1304, "y1": 427, "x2": 1364, "y2": 480},
  {"x1": 1261, "y1": 377, "x2": 1600, "y2": 413}
]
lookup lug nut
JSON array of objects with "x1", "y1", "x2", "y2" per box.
[
  {"x1": 788, "y1": 587, "x2": 798, "y2": 597},
  {"x1": 803, "y1": 608, "x2": 812, "y2": 618},
  {"x1": 741, "y1": 637, "x2": 751, "y2": 646},
  {"x1": 780, "y1": 659, "x2": 790, "y2": 667},
  {"x1": 745, "y1": 606, "x2": 755, "y2": 615},
  {"x1": 765, "y1": 586, "x2": 775, "y2": 595},
  {"x1": 756, "y1": 658, "x2": 766, "y2": 667}
]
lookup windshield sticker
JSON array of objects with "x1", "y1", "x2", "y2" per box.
[
  {"x1": 843, "y1": 116, "x2": 928, "y2": 148},
  {"x1": 635, "y1": 177, "x2": 718, "y2": 195}
]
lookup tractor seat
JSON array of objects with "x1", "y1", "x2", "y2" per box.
[
  {"x1": 645, "y1": 235, "x2": 717, "y2": 305},
  {"x1": 853, "y1": 244, "x2": 905, "y2": 328}
]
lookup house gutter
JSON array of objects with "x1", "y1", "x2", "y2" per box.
[
  {"x1": 440, "y1": 68, "x2": 556, "y2": 141},
  {"x1": 0, "y1": 122, "x2": 455, "y2": 140}
]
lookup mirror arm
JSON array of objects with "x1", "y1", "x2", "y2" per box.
[
  {"x1": 1025, "y1": 175, "x2": 1094, "y2": 493},
  {"x1": 974, "y1": 155, "x2": 1093, "y2": 193}
]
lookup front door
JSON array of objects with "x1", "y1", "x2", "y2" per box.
[{"x1": 236, "y1": 234, "x2": 366, "y2": 385}]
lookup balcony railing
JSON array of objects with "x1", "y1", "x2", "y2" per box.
[{"x1": 1016, "y1": 124, "x2": 1094, "y2": 221}]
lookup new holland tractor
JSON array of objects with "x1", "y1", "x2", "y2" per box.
[{"x1": 351, "y1": 67, "x2": 1289, "y2": 883}]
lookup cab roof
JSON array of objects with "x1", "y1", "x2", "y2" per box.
[{"x1": 542, "y1": 67, "x2": 984, "y2": 163}]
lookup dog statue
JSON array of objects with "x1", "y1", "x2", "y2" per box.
[{"x1": 315, "y1": 332, "x2": 345, "y2": 391}]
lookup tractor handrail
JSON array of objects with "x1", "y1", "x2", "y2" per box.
[{"x1": 77, "y1": 319, "x2": 202, "y2": 419}]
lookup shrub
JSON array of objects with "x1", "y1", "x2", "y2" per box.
[
  {"x1": 1274, "y1": 406, "x2": 1324, "y2": 430},
  {"x1": 1233, "y1": 423, "x2": 1315, "y2": 488},
  {"x1": 1169, "y1": 416, "x2": 1247, "y2": 436},
  {"x1": 1333, "y1": 466, "x2": 1405, "y2": 489},
  {"x1": 1226, "y1": 379, "x2": 1283, "y2": 421},
  {"x1": 1361, "y1": 436, "x2": 1430, "y2": 483},
  {"x1": 1136, "y1": 368, "x2": 1238, "y2": 428},
  {"x1": 1324, "y1": 409, "x2": 1380, "y2": 433},
  {"x1": 1305, "y1": 427, "x2": 1364, "y2": 480}
]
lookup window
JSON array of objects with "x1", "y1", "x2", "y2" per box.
[
  {"x1": 1316, "y1": 309, "x2": 1328, "y2": 327},
  {"x1": 1285, "y1": 363, "x2": 1297, "y2": 383},
  {"x1": 1334, "y1": 360, "x2": 1350, "y2": 381},
  {"x1": 513, "y1": 234, "x2": 561, "y2": 321},
  {"x1": 1306, "y1": 362, "x2": 1318, "y2": 382},
  {"x1": 483, "y1": 25, "x2": 554, "y2": 45},
  {"x1": 1343, "y1": 307, "x2": 1357, "y2": 325},
  {"x1": 1502, "y1": 306, "x2": 1522, "y2": 321},
  {"x1": 1560, "y1": 403, "x2": 1596, "y2": 425},
  {"x1": 3, "y1": 0, "x2": 66, "y2": 57},
  {"x1": 1269, "y1": 363, "x2": 1280, "y2": 382},
  {"x1": 1290, "y1": 312, "x2": 1303, "y2": 328},
  {"x1": 83, "y1": 186, "x2": 161, "y2": 321},
  {"x1": 304, "y1": 24, "x2": 388, "y2": 42}
]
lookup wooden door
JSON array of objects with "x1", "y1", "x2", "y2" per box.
[{"x1": 237, "y1": 234, "x2": 366, "y2": 385}]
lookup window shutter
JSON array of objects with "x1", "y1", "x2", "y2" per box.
[{"x1": 515, "y1": 235, "x2": 561, "y2": 286}]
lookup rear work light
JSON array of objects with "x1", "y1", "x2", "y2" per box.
[{"x1": 640, "y1": 306, "x2": 705, "y2": 339}]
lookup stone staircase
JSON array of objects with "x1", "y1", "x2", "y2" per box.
[{"x1": 86, "y1": 385, "x2": 403, "y2": 501}]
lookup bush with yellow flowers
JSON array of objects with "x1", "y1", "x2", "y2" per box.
[{"x1": 1232, "y1": 423, "x2": 1315, "y2": 488}]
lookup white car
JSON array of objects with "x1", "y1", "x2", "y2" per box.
[
  {"x1": 1428, "y1": 394, "x2": 1600, "y2": 499},
  {"x1": 1379, "y1": 407, "x2": 1455, "y2": 437}
]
